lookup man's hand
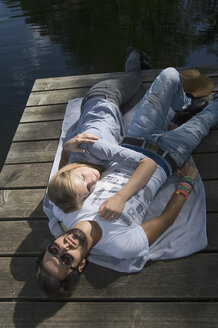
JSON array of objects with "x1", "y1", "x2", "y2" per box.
[
  {"x1": 178, "y1": 162, "x2": 198, "y2": 180},
  {"x1": 63, "y1": 133, "x2": 99, "y2": 154},
  {"x1": 98, "y1": 194, "x2": 126, "y2": 220}
]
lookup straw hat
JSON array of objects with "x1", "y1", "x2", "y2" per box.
[{"x1": 181, "y1": 69, "x2": 214, "y2": 97}]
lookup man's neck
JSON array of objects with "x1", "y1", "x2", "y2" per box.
[{"x1": 74, "y1": 220, "x2": 102, "y2": 251}]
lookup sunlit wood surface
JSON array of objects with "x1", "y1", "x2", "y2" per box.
[{"x1": 0, "y1": 65, "x2": 218, "y2": 327}]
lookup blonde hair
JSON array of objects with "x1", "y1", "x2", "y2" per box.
[{"x1": 48, "y1": 162, "x2": 103, "y2": 213}]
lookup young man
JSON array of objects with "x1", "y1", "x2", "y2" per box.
[
  {"x1": 37, "y1": 68, "x2": 217, "y2": 297},
  {"x1": 38, "y1": 161, "x2": 198, "y2": 297}
]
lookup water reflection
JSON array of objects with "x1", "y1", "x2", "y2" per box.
[
  {"x1": 5, "y1": 0, "x2": 217, "y2": 70},
  {"x1": 0, "y1": 0, "x2": 217, "y2": 169}
]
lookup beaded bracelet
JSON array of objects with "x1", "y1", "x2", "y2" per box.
[
  {"x1": 174, "y1": 176, "x2": 194, "y2": 199},
  {"x1": 181, "y1": 176, "x2": 194, "y2": 186},
  {"x1": 177, "y1": 186, "x2": 189, "y2": 194},
  {"x1": 179, "y1": 183, "x2": 192, "y2": 193},
  {"x1": 175, "y1": 188, "x2": 189, "y2": 199},
  {"x1": 180, "y1": 181, "x2": 192, "y2": 191}
]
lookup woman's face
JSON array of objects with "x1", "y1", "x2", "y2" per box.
[{"x1": 70, "y1": 166, "x2": 100, "y2": 199}]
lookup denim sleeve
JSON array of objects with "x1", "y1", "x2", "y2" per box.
[{"x1": 81, "y1": 139, "x2": 145, "y2": 168}]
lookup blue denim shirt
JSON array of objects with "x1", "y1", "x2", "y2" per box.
[{"x1": 69, "y1": 98, "x2": 145, "y2": 168}]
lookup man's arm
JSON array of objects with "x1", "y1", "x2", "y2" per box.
[
  {"x1": 140, "y1": 162, "x2": 198, "y2": 246},
  {"x1": 98, "y1": 157, "x2": 157, "y2": 219}
]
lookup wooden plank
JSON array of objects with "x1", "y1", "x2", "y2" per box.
[
  {"x1": 0, "y1": 220, "x2": 51, "y2": 255},
  {"x1": 5, "y1": 133, "x2": 218, "y2": 165},
  {"x1": 20, "y1": 104, "x2": 66, "y2": 123},
  {"x1": 26, "y1": 78, "x2": 218, "y2": 107},
  {"x1": 5, "y1": 124, "x2": 218, "y2": 163},
  {"x1": 0, "y1": 181, "x2": 217, "y2": 220},
  {"x1": 7, "y1": 119, "x2": 218, "y2": 162},
  {"x1": 26, "y1": 88, "x2": 88, "y2": 107},
  {"x1": 204, "y1": 181, "x2": 218, "y2": 212},
  {"x1": 206, "y1": 213, "x2": 218, "y2": 251},
  {"x1": 20, "y1": 93, "x2": 218, "y2": 127},
  {"x1": 31, "y1": 65, "x2": 218, "y2": 91},
  {"x1": 1, "y1": 158, "x2": 218, "y2": 189},
  {"x1": 32, "y1": 69, "x2": 173, "y2": 92},
  {"x1": 13, "y1": 121, "x2": 62, "y2": 142},
  {"x1": 193, "y1": 153, "x2": 218, "y2": 180},
  {"x1": 0, "y1": 184, "x2": 217, "y2": 221},
  {"x1": 5, "y1": 140, "x2": 58, "y2": 164},
  {"x1": 193, "y1": 64, "x2": 218, "y2": 76},
  {"x1": 1, "y1": 302, "x2": 218, "y2": 328},
  {"x1": 1, "y1": 254, "x2": 218, "y2": 299},
  {"x1": 0, "y1": 189, "x2": 46, "y2": 218},
  {"x1": 32, "y1": 72, "x2": 126, "y2": 91},
  {"x1": 194, "y1": 129, "x2": 218, "y2": 153},
  {"x1": 0, "y1": 163, "x2": 52, "y2": 189},
  {"x1": 0, "y1": 213, "x2": 217, "y2": 255},
  {"x1": 0, "y1": 181, "x2": 217, "y2": 219}
]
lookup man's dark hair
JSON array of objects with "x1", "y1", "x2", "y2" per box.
[{"x1": 36, "y1": 249, "x2": 81, "y2": 298}]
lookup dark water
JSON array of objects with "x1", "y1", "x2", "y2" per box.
[{"x1": 0, "y1": 0, "x2": 217, "y2": 170}]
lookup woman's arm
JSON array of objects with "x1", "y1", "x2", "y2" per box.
[
  {"x1": 60, "y1": 133, "x2": 146, "y2": 169},
  {"x1": 140, "y1": 162, "x2": 198, "y2": 246},
  {"x1": 58, "y1": 133, "x2": 99, "y2": 169},
  {"x1": 98, "y1": 157, "x2": 157, "y2": 219}
]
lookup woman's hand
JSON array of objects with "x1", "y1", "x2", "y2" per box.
[
  {"x1": 63, "y1": 133, "x2": 99, "y2": 154},
  {"x1": 178, "y1": 162, "x2": 198, "y2": 180},
  {"x1": 98, "y1": 157, "x2": 157, "y2": 220},
  {"x1": 98, "y1": 194, "x2": 126, "y2": 220}
]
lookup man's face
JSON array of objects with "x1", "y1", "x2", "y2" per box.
[{"x1": 42, "y1": 228, "x2": 88, "y2": 280}]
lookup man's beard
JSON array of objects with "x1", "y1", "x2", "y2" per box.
[{"x1": 65, "y1": 228, "x2": 88, "y2": 258}]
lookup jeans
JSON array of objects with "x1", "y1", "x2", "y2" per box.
[
  {"x1": 127, "y1": 67, "x2": 218, "y2": 168},
  {"x1": 81, "y1": 50, "x2": 145, "y2": 113}
]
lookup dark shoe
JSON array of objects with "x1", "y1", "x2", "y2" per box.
[
  {"x1": 173, "y1": 97, "x2": 208, "y2": 125},
  {"x1": 126, "y1": 46, "x2": 152, "y2": 69}
]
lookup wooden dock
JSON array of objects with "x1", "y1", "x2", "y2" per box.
[{"x1": 0, "y1": 66, "x2": 218, "y2": 327}]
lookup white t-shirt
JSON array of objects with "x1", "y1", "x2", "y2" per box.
[{"x1": 53, "y1": 162, "x2": 167, "y2": 261}]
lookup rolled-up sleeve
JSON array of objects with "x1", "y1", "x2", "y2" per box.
[{"x1": 81, "y1": 139, "x2": 145, "y2": 168}]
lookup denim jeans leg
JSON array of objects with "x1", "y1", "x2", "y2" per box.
[
  {"x1": 81, "y1": 51, "x2": 143, "y2": 111},
  {"x1": 126, "y1": 67, "x2": 191, "y2": 141},
  {"x1": 159, "y1": 95, "x2": 218, "y2": 167}
]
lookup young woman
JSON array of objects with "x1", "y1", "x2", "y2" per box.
[
  {"x1": 48, "y1": 47, "x2": 157, "y2": 215},
  {"x1": 47, "y1": 62, "x2": 216, "y2": 220}
]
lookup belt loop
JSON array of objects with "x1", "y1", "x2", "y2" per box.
[
  {"x1": 162, "y1": 150, "x2": 168, "y2": 158},
  {"x1": 142, "y1": 139, "x2": 147, "y2": 148}
]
